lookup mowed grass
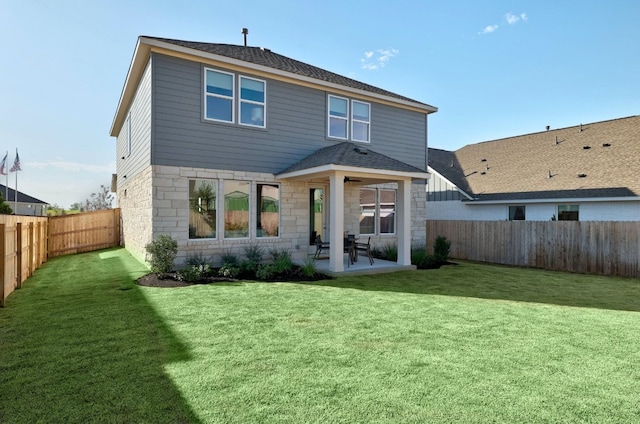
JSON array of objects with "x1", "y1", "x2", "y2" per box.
[{"x1": 1, "y1": 249, "x2": 640, "y2": 423}]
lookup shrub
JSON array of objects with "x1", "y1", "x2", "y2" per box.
[
  {"x1": 220, "y1": 250, "x2": 239, "y2": 268},
  {"x1": 301, "y1": 256, "x2": 317, "y2": 277},
  {"x1": 185, "y1": 252, "x2": 212, "y2": 268},
  {"x1": 381, "y1": 243, "x2": 398, "y2": 261},
  {"x1": 270, "y1": 249, "x2": 293, "y2": 274},
  {"x1": 218, "y1": 265, "x2": 239, "y2": 279},
  {"x1": 433, "y1": 236, "x2": 451, "y2": 263},
  {"x1": 411, "y1": 245, "x2": 428, "y2": 268},
  {"x1": 244, "y1": 244, "x2": 264, "y2": 264},
  {"x1": 145, "y1": 235, "x2": 178, "y2": 278},
  {"x1": 177, "y1": 264, "x2": 212, "y2": 282},
  {"x1": 255, "y1": 264, "x2": 276, "y2": 281}
]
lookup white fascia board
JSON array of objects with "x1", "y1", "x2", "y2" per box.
[
  {"x1": 140, "y1": 37, "x2": 438, "y2": 114},
  {"x1": 426, "y1": 166, "x2": 474, "y2": 200},
  {"x1": 463, "y1": 196, "x2": 640, "y2": 205},
  {"x1": 110, "y1": 39, "x2": 151, "y2": 137},
  {"x1": 278, "y1": 164, "x2": 430, "y2": 181}
]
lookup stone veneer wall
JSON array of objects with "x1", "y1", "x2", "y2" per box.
[
  {"x1": 152, "y1": 165, "x2": 311, "y2": 267},
  {"x1": 117, "y1": 165, "x2": 154, "y2": 263},
  {"x1": 121, "y1": 165, "x2": 428, "y2": 268}
]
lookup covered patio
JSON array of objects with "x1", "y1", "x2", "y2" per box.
[{"x1": 278, "y1": 142, "x2": 429, "y2": 273}]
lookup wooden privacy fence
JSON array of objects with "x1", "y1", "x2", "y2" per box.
[
  {"x1": 48, "y1": 209, "x2": 120, "y2": 258},
  {"x1": 0, "y1": 216, "x2": 48, "y2": 307},
  {"x1": 1, "y1": 209, "x2": 121, "y2": 306},
  {"x1": 426, "y1": 220, "x2": 640, "y2": 278}
]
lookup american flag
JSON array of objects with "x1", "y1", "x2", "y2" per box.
[
  {"x1": 10, "y1": 151, "x2": 20, "y2": 172},
  {"x1": 0, "y1": 153, "x2": 7, "y2": 176}
]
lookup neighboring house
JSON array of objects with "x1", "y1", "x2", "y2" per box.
[
  {"x1": 109, "y1": 36, "x2": 437, "y2": 272},
  {"x1": 0, "y1": 184, "x2": 48, "y2": 216},
  {"x1": 427, "y1": 115, "x2": 640, "y2": 221}
]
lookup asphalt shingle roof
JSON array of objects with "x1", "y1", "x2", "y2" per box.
[
  {"x1": 146, "y1": 37, "x2": 435, "y2": 108},
  {"x1": 279, "y1": 142, "x2": 426, "y2": 175},
  {"x1": 0, "y1": 184, "x2": 48, "y2": 204},
  {"x1": 429, "y1": 115, "x2": 640, "y2": 201}
]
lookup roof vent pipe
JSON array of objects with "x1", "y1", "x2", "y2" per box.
[
  {"x1": 555, "y1": 135, "x2": 558, "y2": 145},
  {"x1": 579, "y1": 123, "x2": 583, "y2": 132},
  {"x1": 241, "y1": 28, "x2": 248, "y2": 46},
  {"x1": 546, "y1": 125, "x2": 550, "y2": 131}
]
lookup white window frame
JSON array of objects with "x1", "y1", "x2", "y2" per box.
[
  {"x1": 379, "y1": 189, "x2": 396, "y2": 235},
  {"x1": 351, "y1": 100, "x2": 371, "y2": 143},
  {"x1": 239, "y1": 76, "x2": 266, "y2": 128},
  {"x1": 204, "y1": 68, "x2": 235, "y2": 123},
  {"x1": 359, "y1": 188, "x2": 377, "y2": 236},
  {"x1": 256, "y1": 183, "x2": 280, "y2": 238},
  {"x1": 223, "y1": 180, "x2": 251, "y2": 240},
  {"x1": 328, "y1": 95, "x2": 349, "y2": 140},
  {"x1": 188, "y1": 179, "x2": 218, "y2": 240}
]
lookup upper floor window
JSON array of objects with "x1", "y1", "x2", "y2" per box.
[
  {"x1": 205, "y1": 69, "x2": 267, "y2": 127},
  {"x1": 328, "y1": 95, "x2": 349, "y2": 139},
  {"x1": 239, "y1": 77, "x2": 266, "y2": 128},
  {"x1": 328, "y1": 95, "x2": 371, "y2": 142},
  {"x1": 205, "y1": 69, "x2": 234, "y2": 122},
  {"x1": 352, "y1": 100, "x2": 370, "y2": 142}
]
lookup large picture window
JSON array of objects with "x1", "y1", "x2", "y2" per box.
[
  {"x1": 239, "y1": 76, "x2": 266, "y2": 127},
  {"x1": 257, "y1": 184, "x2": 280, "y2": 237},
  {"x1": 189, "y1": 179, "x2": 217, "y2": 239},
  {"x1": 205, "y1": 69, "x2": 234, "y2": 122},
  {"x1": 224, "y1": 181, "x2": 250, "y2": 238}
]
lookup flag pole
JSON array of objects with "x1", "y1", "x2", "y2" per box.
[{"x1": 4, "y1": 150, "x2": 7, "y2": 202}]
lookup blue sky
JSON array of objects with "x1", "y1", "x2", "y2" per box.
[{"x1": 1, "y1": 0, "x2": 638, "y2": 208}]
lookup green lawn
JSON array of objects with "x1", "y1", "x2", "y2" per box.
[{"x1": 1, "y1": 249, "x2": 639, "y2": 423}]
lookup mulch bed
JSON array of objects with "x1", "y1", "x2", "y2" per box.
[{"x1": 137, "y1": 270, "x2": 331, "y2": 288}]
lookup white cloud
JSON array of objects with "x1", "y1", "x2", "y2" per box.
[
  {"x1": 506, "y1": 12, "x2": 527, "y2": 25},
  {"x1": 360, "y1": 48, "x2": 399, "y2": 70},
  {"x1": 479, "y1": 24, "x2": 499, "y2": 34}
]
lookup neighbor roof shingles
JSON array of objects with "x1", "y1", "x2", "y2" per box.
[{"x1": 429, "y1": 115, "x2": 640, "y2": 200}]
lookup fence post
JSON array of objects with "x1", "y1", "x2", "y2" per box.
[
  {"x1": 0, "y1": 224, "x2": 5, "y2": 307},
  {"x1": 16, "y1": 223, "x2": 22, "y2": 289},
  {"x1": 114, "y1": 208, "x2": 121, "y2": 247},
  {"x1": 28, "y1": 223, "x2": 34, "y2": 278}
]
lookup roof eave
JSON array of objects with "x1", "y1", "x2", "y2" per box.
[
  {"x1": 278, "y1": 164, "x2": 430, "y2": 181},
  {"x1": 462, "y1": 196, "x2": 640, "y2": 204}
]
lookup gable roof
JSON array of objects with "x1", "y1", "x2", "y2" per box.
[
  {"x1": 429, "y1": 115, "x2": 640, "y2": 202},
  {"x1": 111, "y1": 36, "x2": 437, "y2": 136},
  {"x1": 0, "y1": 184, "x2": 48, "y2": 204},
  {"x1": 280, "y1": 142, "x2": 426, "y2": 175}
]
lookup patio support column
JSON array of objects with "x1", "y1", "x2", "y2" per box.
[
  {"x1": 397, "y1": 178, "x2": 412, "y2": 266},
  {"x1": 329, "y1": 173, "x2": 345, "y2": 272}
]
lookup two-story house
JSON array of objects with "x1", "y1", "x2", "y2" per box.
[{"x1": 110, "y1": 36, "x2": 437, "y2": 273}]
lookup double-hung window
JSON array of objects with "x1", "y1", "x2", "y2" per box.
[
  {"x1": 359, "y1": 188, "x2": 396, "y2": 235},
  {"x1": 239, "y1": 76, "x2": 265, "y2": 127},
  {"x1": 352, "y1": 100, "x2": 370, "y2": 142},
  {"x1": 205, "y1": 69, "x2": 234, "y2": 122},
  {"x1": 328, "y1": 95, "x2": 370, "y2": 142},
  {"x1": 328, "y1": 95, "x2": 349, "y2": 139}
]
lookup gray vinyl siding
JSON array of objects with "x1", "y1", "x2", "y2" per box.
[
  {"x1": 151, "y1": 53, "x2": 428, "y2": 173},
  {"x1": 116, "y1": 58, "x2": 152, "y2": 185}
]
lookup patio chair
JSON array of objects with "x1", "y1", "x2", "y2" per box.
[
  {"x1": 345, "y1": 234, "x2": 356, "y2": 266},
  {"x1": 314, "y1": 235, "x2": 330, "y2": 259},
  {"x1": 354, "y1": 236, "x2": 374, "y2": 265}
]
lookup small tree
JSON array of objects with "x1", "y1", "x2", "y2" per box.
[
  {"x1": 145, "y1": 235, "x2": 178, "y2": 278},
  {"x1": 81, "y1": 184, "x2": 114, "y2": 212},
  {"x1": 0, "y1": 193, "x2": 13, "y2": 215},
  {"x1": 433, "y1": 236, "x2": 451, "y2": 264}
]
